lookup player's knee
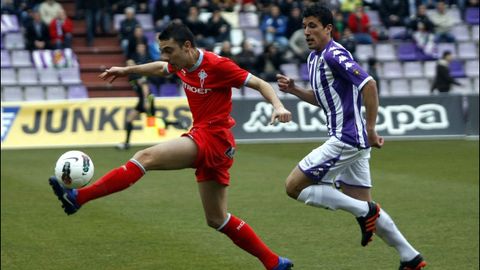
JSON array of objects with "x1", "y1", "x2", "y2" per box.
[
  {"x1": 285, "y1": 178, "x2": 300, "y2": 199},
  {"x1": 132, "y1": 149, "x2": 155, "y2": 170}
]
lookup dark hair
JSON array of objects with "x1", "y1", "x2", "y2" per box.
[
  {"x1": 302, "y1": 3, "x2": 334, "y2": 27},
  {"x1": 158, "y1": 22, "x2": 196, "y2": 48},
  {"x1": 442, "y1": 50, "x2": 452, "y2": 59},
  {"x1": 368, "y1": 57, "x2": 377, "y2": 66}
]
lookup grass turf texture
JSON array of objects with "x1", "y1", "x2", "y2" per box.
[{"x1": 1, "y1": 140, "x2": 478, "y2": 270}]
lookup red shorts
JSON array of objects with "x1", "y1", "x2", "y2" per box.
[{"x1": 182, "y1": 126, "x2": 236, "y2": 185}]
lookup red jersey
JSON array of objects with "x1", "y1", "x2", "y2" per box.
[{"x1": 166, "y1": 49, "x2": 250, "y2": 129}]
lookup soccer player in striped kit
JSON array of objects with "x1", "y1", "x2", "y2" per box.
[
  {"x1": 276, "y1": 3, "x2": 426, "y2": 270},
  {"x1": 49, "y1": 22, "x2": 293, "y2": 270}
]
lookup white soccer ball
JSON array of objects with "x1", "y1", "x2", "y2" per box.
[{"x1": 54, "y1": 150, "x2": 94, "y2": 189}]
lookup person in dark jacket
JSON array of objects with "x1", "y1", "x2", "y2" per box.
[
  {"x1": 431, "y1": 51, "x2": 462, "y2": 93},
  {"x1": 25, "y1": 10, "x2": 50, "y2": 50}
]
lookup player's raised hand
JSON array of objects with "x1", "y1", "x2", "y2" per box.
[
  {"x1": 99, "y1": 66, "x2": 128, "y2": 83},
  {"x1": 276, "y1": 74, "x2": 295, "y2": 94},
  {"x1": 270, "y1": 106, "x2": 292, "y2": 125},
  {"x1": 367, "y1": 130, "x2": 384, "y2": 149}
]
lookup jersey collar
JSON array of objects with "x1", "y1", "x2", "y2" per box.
[{"x1": 187, "y1": 48, "x2": 204, "y2": 73}]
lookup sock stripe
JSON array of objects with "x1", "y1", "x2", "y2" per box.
[
  {"x1": 129, "y1": 159, "x2": 146, "y2": 174},
  {"x1": 217, "y1": 213, "x2": 232, "y2": 231}
]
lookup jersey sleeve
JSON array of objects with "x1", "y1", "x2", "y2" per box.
[
  {"x1": 166, "y1": 63, "x2": 178, "y2": 74},
  {"x1": 325, "y1": 48, "x2": 372, "y2": 90},
  {"x1": 216, "y1": 57, "x2": 250, "y2": 88}
]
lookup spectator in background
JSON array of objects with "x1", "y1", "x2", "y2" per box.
[
  {"x1": 153, "y1": 0, "x2": 175, "y2": 31},
  {"x1": 1, "y1": 0, "x2": 16, "y2": 14},
  {"x1": 257, "y1": 43, "x2": 284, "y2": 81},
  {"x1": 431, "y1": 51, "x2": 462, "y2": 93},
  {"x1": 288, "y1": 28, "x2": 309, "y2": 64},
  {"x1": 120, "y1": 6, "x2": 140, "y2": 54},
  {"x1": 339, "y1": 27, "x2": 357, "y2": 58},
  {"x1": 206, "y1": 9, "x2": 231, "y2": 43},
  {"x1": 407, "y1": 4, "x2": 435, "y2": 36},
  {"x1": 25, "y1": 9, "x2": 50, "y2": 50},
  {"x1": 49, "y1": 9, "x2": 73, "y2": 49},
  {"x1": 234, "y1": 39, "x2": 258, "y2": 75},
  {"x1": 38, "y1": 0, "x2": 64, "y2": 25},
  {"x1": 367, "y1": 57, "x2": 381, "y2": 94},
  {"x1": 379, "y1": 0, "x2": 409, "y2": 28},
  {"x1": 84, "y1": 0, "x2": 111, "y2": 47},
  {"x1": 132, "y1": 43, "x2": 151, "y2": 64},
  {"x1": 339, "y1": 0, "x2": 362, "y2": 18},
  {"x1": 260, "y1": 5, "x2": 289, "y2": 50},
  {"x1": 332, "y1": 9, "x2": 346, "y2": 41},
  {"x1": 184, "y1": 6, "x2": 213, "y2": 49},
  {"x1": 412, "y1": 21, "x2": 437, "y2": 57},
  {"x1": 430, "y1": 1, "x2": 456, "y2": 42},
  {"x1": 219, "y1": 40, "x2": 233, "y2": 58},
  {"x1": 285, "y1": 6, "x2": 303, "y2": 39},
  {"x1": 347, "y1": 6, "x2": 375, "y2": 44},
  {"x1": 127, "y1": 25, "x2": 148, "y2": 58}
]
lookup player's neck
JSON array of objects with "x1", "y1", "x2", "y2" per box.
[{"x1": 185, "y1": 48, "x2": 200, "y2": 70}]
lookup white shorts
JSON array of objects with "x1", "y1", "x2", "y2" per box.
[{"x1": 298, "y1": 137, "x2": 372, "y2": 188}]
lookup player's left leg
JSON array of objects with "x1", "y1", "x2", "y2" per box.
[{"x1": 197, "y1": 180, "x2": 292, "y2": 270}]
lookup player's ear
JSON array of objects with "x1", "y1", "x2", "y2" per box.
[{"x1": 183, "y1": 40, "x2": 192, "y2": 50}]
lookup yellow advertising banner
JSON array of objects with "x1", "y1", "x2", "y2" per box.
[{"x1": 1, "y1": 98, "x2": 192, "y2": 149}]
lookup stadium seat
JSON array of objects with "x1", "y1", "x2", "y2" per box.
[
  {"x1": 382, "y1": 61, "x2": 403, "y2": 79},
  {"x1": 230, "y1": 28, "x2": 244, "y2": 47},
  {"x1": 403, "y1": 61, "x2": 424, "y2": 78},
  {"x1": 231, "y1": 87, "x2": 243, "y2": 99},
  {"x1": 17, "y1": 68, "x2": 38, "y2": 85},
  {"x1": 46, "y1": 86, "x2": 66, "y2": 100},
  {"x1": 457, "y1": 42, "x2": 478, "y2": 59},
  {"x1": 447, "y1": 7, "x2": 463, "y2": 25},
  {"x1": 375, "y1": 43, "x2": 396, "y2": 61},
  {"x1": 243, "y1": 87, "x2": 263, "y2": 99},
  {"x1": 388, "y1": 26, "x2": 408, "y2": 40},
  {"x1": 1, "y1": 68, "x2": 16, "y2": 85},
  {"x1": 238, "y1": 12, "x2": 259, "y2": 28},
  {"x1": 59, "y1": 67, "x2": 82, "y2": 85},
  {"x1": 67, "y1": 85, "x2": 89, "y2": 99},
  {"x1": 280, "y1": 63, "x2": 300, "y2": 81},
  {"x1": 4, "y1": 32, "x2": 25, "y2": 50},
  {"x1": 437, "y1": 43, "x2": 457, "y2": 59},
  {"x1": 159, "y1": 83, "x2": 179, "y2": 97},
  {"x1": 378, "y1": 79, "x2": 390, "y2": 97},
  {"x1": 410, "y1": 79, "x2": 431, "y2": 96},
  {"x1": 113, "y1": 14, "x2": 154, "y2": 31},
  {"x1": 24, "y1": 86, "x2": 45, "y2": 101},
  {"x1": 355, "y1": 44, "x2": 374, "y2": 62},
  {"x1": 389, "y1": 79, "x2": 410, "y2": 96},
  {"x1": 472, "y1": 25, "x2": 479, "y2": 41},
  {"x1": 465, "y1": 7, "x2": 479, "y2": 25},
  {"x1": 365, "y1": 10, "x2": 381, "y2": 27},
  {"x1": 11, "y1": 50, "x2": 32, "y2": 68},
  {"x1": 451, "y1": 78, "x2": 473, "y2": 94},
  {"x1": 39, "y1": 68, "x2": 60, "y2": 85},
  {"x1": 2, "y1": 86, "x2": 23, "y2": 101},
  {"x1": 1, "y1": 50, "x2": 11, "y2": 68},
  {"x1": 474, "y1": 77, "x2": 479, "y2": 94},
  {"x1": 397, "y1": 42, "x2": 419, "y2": 61},
  {"x1": 451, "y1": 24, "x2": 471, "y2": 42},
  {"x1": 1, "y1": 14, "x2": 20, "y2": 33},
  {"x1": 424, "y1": 61, "x2": 437, "y2": 78},
  {"x1": 449, "y1": 60, "x2": 466, "y2": 78},
  {"x1": 465, "y1": 60, "x2": 480, "y2": 77}
]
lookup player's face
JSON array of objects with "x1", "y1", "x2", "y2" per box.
[
  {"x1": 303, "y1": 16, "x2": 332, "y2": 52},
  {"x1": 159, "y1": 38, "x2": 190, "y2": 69}
]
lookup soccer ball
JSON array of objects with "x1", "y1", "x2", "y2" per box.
[{"x1": 54, "y1": 150, "x2": 94, "y2": 189}]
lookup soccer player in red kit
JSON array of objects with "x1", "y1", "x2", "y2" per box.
[{"x1": 48, "y1": 22, "x2": 294, "y2": 270}]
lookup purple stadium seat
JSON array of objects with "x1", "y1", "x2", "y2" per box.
[
  {"x1": 2, "y1": 86, "x2": 23, "y2": 101},
  {"x1": 389, "y1": 79, "x2": 410, "y2": 96},
  {"x1": 4, "y1": 32, "x2": 25, "y2": 50},
  {"x1": 451, "y1": 24, "x2": 471, "y2": 42},
  {"x1": 1, "y1": 14, "x2": 20, "y2": 33},
  {"x1": 11, "y1": 50, "x2": 32, "y2": 68},
  {"x1": 403, "y1": 61, "x2": 424, "y2": 78},
  {"x1": 67, "y1": 85, "x2": 89, "y2": 99},
  {"x1": 410, "y1": 79, "x2": 431, "y2": 96},
  {"x1": 59, "y1": 67, "x2": 82, "y2": 85},
  {"x1": 1, "y1": 68, "x2": 16, "y2": 85},
  {"x1": 24, "y1": 86, "x2": 45, "y2": 101},
  {"x1": 397, "y1": 42, "x2": 418, "y2": 61},
  {"x1": 465, "y1": 7, "x2": 479, "y2": 25},
  {"x1": 472, "y1": 25, "x2": 479, "y2": 41},
  {"x1": 159, "y1": 83, "x2": 179, "y2": 97},
  {"x1": 365, "y1": 10, "x2": 381, "y2": 27},
  {"x1": 437, "y1": 43, "x2": 457, "y2": 58},
  {"x1": 449, "y1": 60, "x2": 466, "y2": 78},
  {"x1": 17, "y1": 68, "x2": 38, "y2": 85},
  {"x1": 1, "y1": 50, "x2": 11, "y2": 68},
  {"x1": 300, "y1": 63, "x2": 309, "y2": 81},
  {"x1": 46, "y1": 86, "x2": 66, "y2": 100},
  {"x1": 355, "y1": 44, "x2": 374, "y2": 61},
  {"x1": 375, "y1": 43, "x2": 396, "y2": 61},
  {"x1": 465, "y1": 60, "x2": 480, "y2": 77},
  {"x1": 39, "y1": 68, "x2": 60, "y2": 85},
  {"x1": 388, "y1": 26, "x2": 407, "y2": 40},
  {"x1": 382, "y1": 62, "x2": 403, "y2": 79},
  {"x1": 457, "y1": 42, "x2": 478, "y2": 59}
]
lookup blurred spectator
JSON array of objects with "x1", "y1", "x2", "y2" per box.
[
  {"x1": 240, "y1": 0, "x2": 257, "y2": 12},
  {"x1": 339, "y1": 28, "x2": 357, "y2": 58},
  {"x1": 234, "y1": 39, "x2": 258, "y2": 75},
  {"x1": 260, "y1": 5, "x2": 289, "y2": 50},
  {"x1": 84, "y1": 0, "x2": 111, "y2": 46},
  {"x1": 206, "y1": 9, "x2": 231, "y2": 43},
  {"x1": 332, "y1": 9, "x2": 346, "y2": 40},
  {"x1": 127, "y1": 25, "x2": 148, "y2": 58},
  {"x1": 379, "y1": 0, "x2": 409, "y2": 28},
  {"x1": 25, "y1": 9, "x2": 51, "y2": 50},
  {"x1": 412, "y1": 21, "x2": 437, "y2": 57},
  {"x1": 407, "y1": 4, "x2": 435, "y2": 35},
  {"x1": 431, "y1": 51, "x2": 461, "y2": 93},
  {"x1": 153, "y1": 0, "x2": 175, "y2": 31},
  {"x1": 318, "y1": 0, "x2": 341, "y2": 11},
  {"x1": 184, "y1": 6, "x2": 214, "y2": 49},
  {"x1": 132, "y1": 43, "x2": 152, "y2": 64},
  {"x1": 257, "y1": 43, "x2": 284, "y2": 81},
  {"x1": 39, "y1": 0, "x2": 64, "y2": 25},
  {"x1": 339, "y1": 0, "x2": 362, "y2": 17},
  {"x1": 347, "y1": 6, "x2": 375, "y2": 44},
  {"x1": 430, "y1": 1, "x2": 456, "y2": 42},
  {"x1": 1, "y1": 0, "x2": 16, "y2": 14},
  {"x1": 120, "y1": 6, "x2": 140, "y2": 53},
  {"x1": 286, "y1": 6, "x2": 303, "y2": 38},
  {"x1": 367, "y1": 57, "x2": 381, "y2": 94},
  {"x1": 288, "y1": 28, "x2": 309, "y2": 63},
  {"x1": 49, "y1": 9, "x2": 73, "y2": 49},
  {"x1": 219, "y1": 40, "x2": 233, "y2": 58}
]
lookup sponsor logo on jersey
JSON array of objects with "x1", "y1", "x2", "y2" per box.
[
  {"x1": 182, "y1": 81, "x2": 212, "y2": 94},
  {"x1": 1, "y1": 106, "x2": 20, "y2": 142},
  {"x1": 198, "y1": 69, "x2": 208, "y2": 89}
]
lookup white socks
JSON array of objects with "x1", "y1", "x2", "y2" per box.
[
  {"x1": 297, "y1": 184, "x2": 369, "y2": 217},
  {"x1": 375, "y1": 209, "x2": 419, "y2": 262}
]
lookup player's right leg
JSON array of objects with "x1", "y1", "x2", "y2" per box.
[{"x1": 49, "y1": 137, "x2": 198, "y2": 214}]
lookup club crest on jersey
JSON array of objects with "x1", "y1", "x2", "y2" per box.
[{"x1": 198, "y1": 69, "x2": 208, "y2": 89}]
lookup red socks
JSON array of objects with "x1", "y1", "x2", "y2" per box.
[
  {"x1": 76, "y1": 160, "x2": 145, "y2": 205},
  {"x1": 220, "y1": 214, "x2": 279, "y2": 270}
]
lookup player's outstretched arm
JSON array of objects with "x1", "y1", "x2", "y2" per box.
[
  {"x1": 276, "y1": 74, "x2": 317, "y2": 105},
  {"x1": 246, "y1": 75, "x2": 292, "y2": 124},
  {"x1": 362, "y1": 79, "x2": 384, "y2": 148},
  {"x1": 99, "y1": 61, "x2": 169, "y2": 83}
]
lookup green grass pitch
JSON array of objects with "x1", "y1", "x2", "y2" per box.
[{"x1": 1, "y1": 140, "x2": 478, "y2": 269}]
